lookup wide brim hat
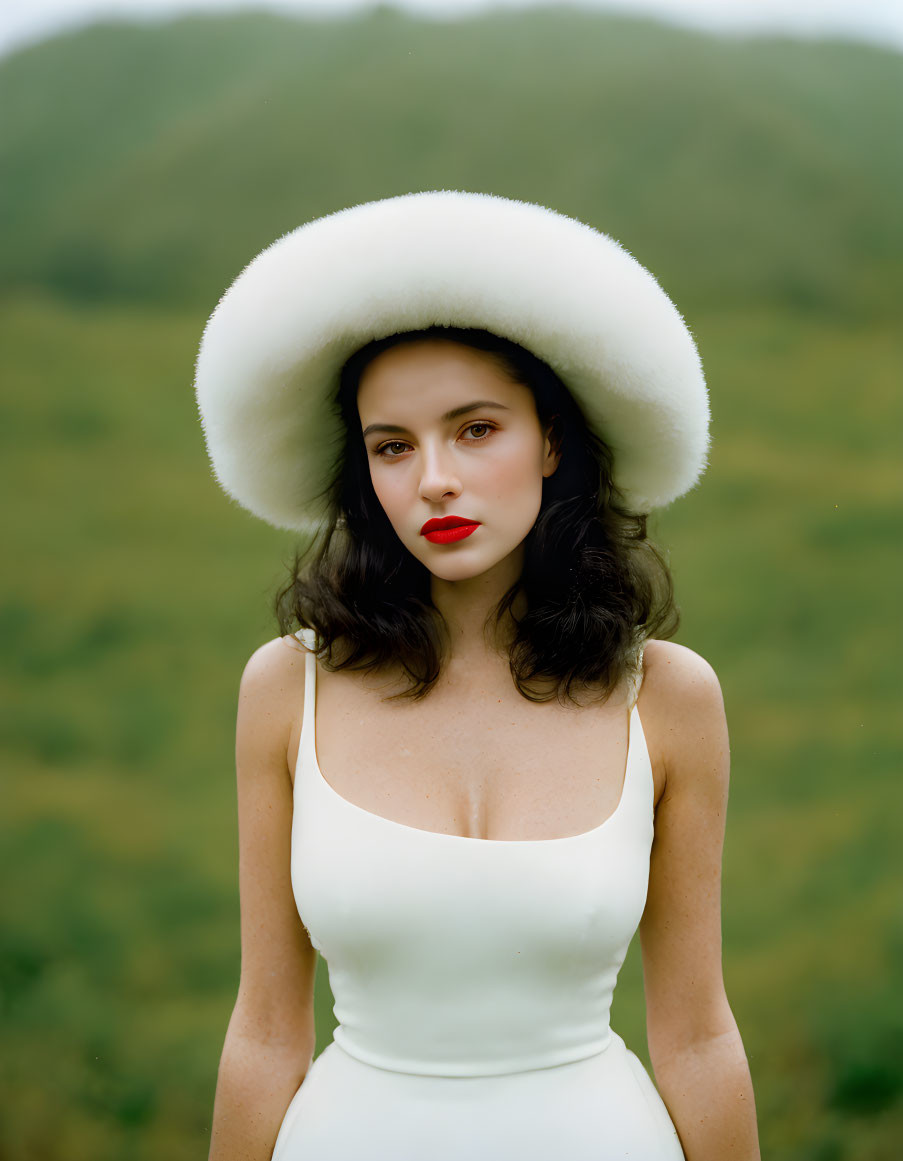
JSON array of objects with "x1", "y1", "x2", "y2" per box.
[{"x1": 195, "y1": 190, "x2": 709, "y2": 533}]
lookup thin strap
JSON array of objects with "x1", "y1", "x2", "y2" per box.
[
  {"x1": 293, "y1": 626, "x2": 318, "y2": 654},
  {"x1": 293, "y1": 628, "x2": 318, "y2": 738},
  {"x1": 628, "y1": 638, "x2": 646, "y2": 710}
]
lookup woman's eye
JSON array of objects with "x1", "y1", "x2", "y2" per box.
[
  {"x1": 460, "y1": 421, "x2": 497, "y2": 443},
  {"x1": 377, "y1": 441, "x2": 409, "y2": 457}
]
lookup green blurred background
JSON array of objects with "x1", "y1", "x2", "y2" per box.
[{"x1": 1, "y1": 6, "x2": 901, "y2": 1159}]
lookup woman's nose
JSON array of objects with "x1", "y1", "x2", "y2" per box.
[{"x1": 418, "y1": 442, "x2": 462, "y2": 502}]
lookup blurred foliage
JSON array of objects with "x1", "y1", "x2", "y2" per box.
[
  {"x1": 1, "y1": 7, "x2": 901, "y2": 1161},
  {"x1": 0, "y1": 6, "x2": 901, "y2": 317}
]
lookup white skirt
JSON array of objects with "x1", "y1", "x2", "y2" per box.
[{"x1": 272, "y1": 1031, "x2": 685, "y2": 1161}]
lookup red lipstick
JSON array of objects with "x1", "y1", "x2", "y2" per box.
[{"x1": 420, "y1": 515, "x2": 481, "y2": 544}]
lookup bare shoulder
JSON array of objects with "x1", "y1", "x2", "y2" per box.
[
  {"x1": 240, "y1": 632, "x2": 309, "y2": 697},
  {"x1": 236, "y1": 634, "x2": 309, "y2": 771},
  {"x1": 637, "y1": 639, "x2": 728, "y2": 779},
  {"x1": 641, "y1": 639, "x2": 723, "y2": 706}
]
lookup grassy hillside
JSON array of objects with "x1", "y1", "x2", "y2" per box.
[
  {"x1": 0, "y1": 7, "x2": 901, "y2": 315},
  {"x1": 1, "y1": 8, "x2": 901, "y2": 1161}
]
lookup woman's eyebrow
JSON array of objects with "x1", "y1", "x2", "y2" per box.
[{"x1": 362, "y1": 400, "x2": 511, "y2": 439}]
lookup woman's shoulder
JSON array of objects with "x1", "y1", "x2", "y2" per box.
[
  {"x1": 637, "y1": 639, "x2": 727, "y2": 772},
  {"x1": 237, "y1": 634, "x2": 310, "y2": 721},
  {"x1": 241, "y1": 631, "x2": 312, "y2": 675},
  {"x1": 235, "y1": 635, "x2": 310, "y2": 775},
  {"x1": 640, "y1": 638, "x2": 723, "y2": 703}
]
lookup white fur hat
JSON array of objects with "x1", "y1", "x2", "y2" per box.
[{"x1": 195, "y1": 190, "x2": 709, "y2": 533}]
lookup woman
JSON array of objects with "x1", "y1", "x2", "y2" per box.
[{"x1": 196, "y1": 192, "x2": 760, "y2": 1160}]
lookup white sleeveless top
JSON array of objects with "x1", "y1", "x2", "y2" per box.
[{"x1": 288, "y1": 628, "x2": 655, "y2": 1079}]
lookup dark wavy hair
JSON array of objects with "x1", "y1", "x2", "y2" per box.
[{"x1": 274, "y1": 326, "x2": 678, "y2": 704}]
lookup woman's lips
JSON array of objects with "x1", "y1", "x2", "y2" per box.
[
  {"x1": 423, "y1": 523, "x2": 480, "y2": 544},
  {"x1": 420, "y1": 516, "x2": 481, "y2": 544}
]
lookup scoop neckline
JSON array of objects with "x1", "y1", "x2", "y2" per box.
[{"x1": 296, "y1": 639, "x2": 645, "y2": 845}]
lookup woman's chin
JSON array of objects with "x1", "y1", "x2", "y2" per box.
[
  {"x1": 421, "y1": 554, "x2": 487, "y2": 583},
  {"x1": 417, "y1": 542, "x2": 525, "y2": 585}
]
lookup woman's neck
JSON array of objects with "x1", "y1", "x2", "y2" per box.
[{"x1": 429, "y1": 550, "x2": 526, "y2": 663}]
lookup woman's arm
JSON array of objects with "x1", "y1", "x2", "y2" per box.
[
  {"x1": 638, "y1": 642, "x2": 760, "y2": 1161},
  {"x1": 208, "y1": 637, "x2": 318, "y2": 1161}
]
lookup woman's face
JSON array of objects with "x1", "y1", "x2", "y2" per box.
[{"x1": 357, "y1": 339, "x2": 560, "y2": 583}]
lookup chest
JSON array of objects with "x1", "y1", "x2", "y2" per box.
[{"x1": 293, "y1": 659, "x2": 648, "y2": 842}]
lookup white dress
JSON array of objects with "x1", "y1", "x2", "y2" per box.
[{"x1": 272, "y1": 630, "x2": 685, "y2": 1160}]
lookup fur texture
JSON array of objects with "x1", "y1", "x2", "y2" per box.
[{"x1": 195, "y1": 191, "x2": 709, "y2": 532}]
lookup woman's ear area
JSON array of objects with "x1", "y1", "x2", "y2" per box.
[{"x1": 542, "y1": 415, "x2": 563, "y2": 478}]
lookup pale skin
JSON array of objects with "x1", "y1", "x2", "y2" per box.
[{"x1": 207, "y1": 341, "x2": 761, "y2": 1160}]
